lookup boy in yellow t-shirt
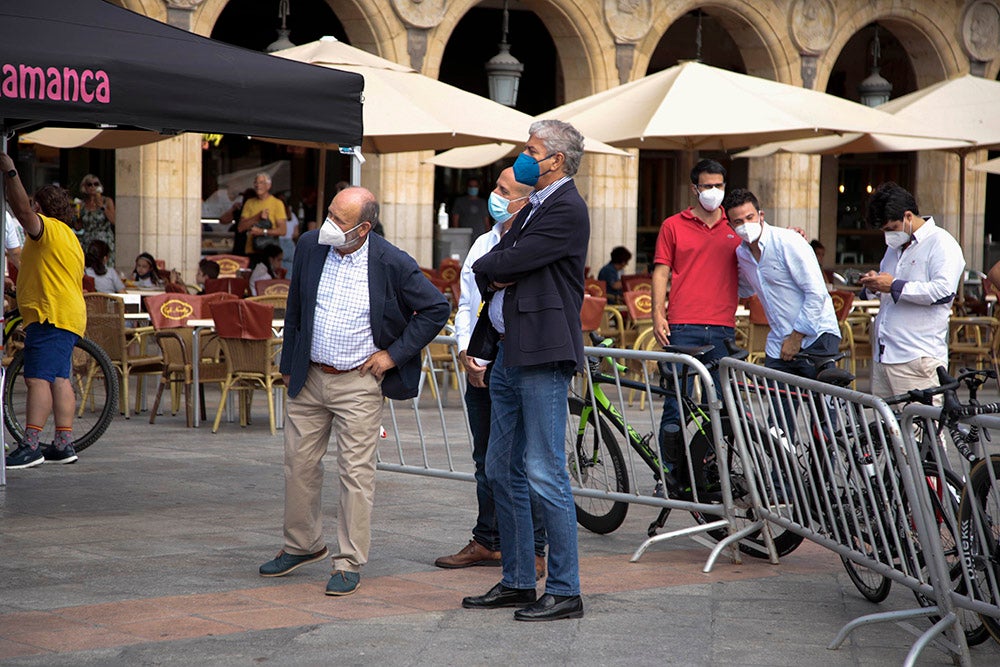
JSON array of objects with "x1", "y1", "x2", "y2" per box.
[{"x1": 2, "y1": 152, "x2": 86, "y2": 469}]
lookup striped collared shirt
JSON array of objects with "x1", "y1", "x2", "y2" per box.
[
  {"x1": 310, "y1": 237, "x2": 379, "y2": 369},
  {"x1": 489, "y1": 176, "x2": 571, "y2": 333}
]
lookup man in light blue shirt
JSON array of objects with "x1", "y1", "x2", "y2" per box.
[
  {"x1": 723, "y1": 188, "x2": 840, "y2": 378},
  {"x1": 435, "y1": 167, "x2": 546, "y2": 577}
]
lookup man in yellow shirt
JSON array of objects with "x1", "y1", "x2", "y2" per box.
[
  {"x1": 239, "y1": 173, "x2": 287, "y2": 255},
  {"x1": 1, "y1": 152, "x2": 86, "y2": 469}
]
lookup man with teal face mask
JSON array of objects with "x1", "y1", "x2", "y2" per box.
[
  {"x1": 435, "y1": 168, "x2": 547, "y2": 579},
  {"x1": 858, "y1": 182, "x2": 965, "y2": 399},
  {"x1": 450, "y1": 176, "x2": 490, "y2": 233},
  {"x1": 462, "y1": 120, "x2": 588, "y2": 622}
]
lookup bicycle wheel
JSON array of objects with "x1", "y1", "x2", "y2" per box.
[
  {"x1": 565, "y1": 397, "x2": 629, "y2": 534},
  {"x1": 958, "y1": 456, "x2": 1000, "y2": 645},
  {"x1": 841, "y1": 554, "x2": 893, "y2": 603},
  {"x1": 4, "y1": 337, "x2": 118, "y2": 452},
  {"x1": 838, "y1": 475, "x2": 894, "y2": 603},
  {"x1": 688, "y1": 416, "x2": 805, "y2": 558},
  {"x1": 913, "y1": 465, "x2": 990, "y2": 645}
]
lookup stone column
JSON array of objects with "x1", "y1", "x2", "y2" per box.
[
  {"x1": 958, "y1": 0, "x2": 1000, "y2": 270},
  {"x1": 366, "y1": 151, "x2": 436, "y2": 265},
  {"x1": 578, "y1": 152, "x2": 638, "y2": 274},
  {"x1": 113, "y1": 0, "x2": 205, "y2": 278},
  {"x1": 748, "y1": 153, "x2": 821, "y2": 237},
  {"x1": 116, "y1": 134, "x2": 203, "y2": 277}
]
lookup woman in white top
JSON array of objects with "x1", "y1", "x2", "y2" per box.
[
  {"x1": 84, "y1": 239, "x2": 125, "y2": 293},
  {"x1": 249, "y1": 244, "x2": 284, "y2": 296}
]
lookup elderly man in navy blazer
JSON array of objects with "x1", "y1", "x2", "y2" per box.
[
  {"x1": 260, "y1": 186, "x2": 449, "y2": 596},
  {"x1": 461, "y1": 120, "x2": 589, "y2": 621}
]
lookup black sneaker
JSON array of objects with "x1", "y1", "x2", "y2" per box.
[
  {"x1": 41, "y1": 444, "x2": 78, "y2": 465},
  {"x1": 5, "y1": 444, "x2": 44, "y2": 469}
]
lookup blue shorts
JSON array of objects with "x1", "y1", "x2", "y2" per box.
[{"x1": 22, "y1": 322, "x2": 80, "y2": 382}]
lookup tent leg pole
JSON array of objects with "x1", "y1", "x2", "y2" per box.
[
  {"x1": 351, "y1": 147, "x2": 361, "y2": 186},
  {"x1": 316, "y1": 147, "x2": 327, "y2": 219}
]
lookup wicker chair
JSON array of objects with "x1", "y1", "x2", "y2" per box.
[
  {"x1": 83, "y1": 293, "x2": 162, "y2": 419},
  {"x1": 210, "y1": 300, "x2": 284, "y2": 435},
  {"x1": 253, "y1": 278, "x2": 290, "y2": 297},
  {"x1": 246, "y1": 294, "x2": 287, "y2": 319},
  {"x1": 209, "y1": 254, "x2": 250, "y2": 278},
  {"x1": 204, "y1": 277, "x2": 250, "y2": 297},
  {"x1": 200, "y1": 291, "x2": 240, "y2": 318},
  {"x1": 143, "y1": 293, "x2": 227, "y2": 427}
]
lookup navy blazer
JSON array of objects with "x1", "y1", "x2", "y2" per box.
[
  {"x1": 472, "y1": 180, "x2": 589, "y2": 371},
  {"x1": 281, "y1": 231, "x2": 450, "y2": 400}
]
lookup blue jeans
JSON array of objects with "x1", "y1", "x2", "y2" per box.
[
  {"x1": 658, "y1": 324, "x2": 735, "y2": 456},
  {"x1": 486, "y1": 343, "x2": 579, "y2": 595},
  {"x1": 764, "y1": 332, "x2": 841, "y2": 434},
  {"x1": 466, "y1": 380, "x2": 546, "y2": 555}
]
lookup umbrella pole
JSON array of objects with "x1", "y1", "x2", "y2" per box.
[{"x1": 350, "y1": 146, "x2": 361, "y2": 186}]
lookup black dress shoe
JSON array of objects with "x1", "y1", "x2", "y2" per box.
[
  {"x1": 462, "y1": 582, "x2": 536, "y2": 609},
  {"x1": 514, "y1": 593, "x2": 584, "y2": 621}
]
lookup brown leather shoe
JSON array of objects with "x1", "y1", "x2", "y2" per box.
[
  {"x1": 435, "y1": 540, "x2": 501, "y2": 569},
  {"x1": 535, "y1": 555, "x2": 546, "y2": 581}
]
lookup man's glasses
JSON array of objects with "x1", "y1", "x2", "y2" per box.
[
  {"x1": 84, "y1": 181, "x2": 101, "y2": 187},
  {"x1": 695, "y1": 183, "x2": 725, "y2": 191}
]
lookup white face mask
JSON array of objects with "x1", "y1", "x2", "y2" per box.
[
  {"x1": 698, "y1": 187, "x2": 725, "y2": 212},
  {"x1": 319, "y1": 217, "x2": 364, "y2": 249},
  {"x1": 884, "y1": 218, "x2": 912, "y2": 249},
  {"x1": 884, "y1": 231, "x2": 910, "y2": 249},
  {"x1": 734, "y1": 221, "x2": 762, "y2": 244}
]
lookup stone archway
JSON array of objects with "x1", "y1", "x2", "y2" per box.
[
  {"x1": 622, "y1": 2, "x2": 796, "y2": 261},
  {"x1": 815, "y1": 3, "x2": 975, "y2": 267},
  {"x1": 427, "y1": 0, "x2": 627, "y2": 271}
]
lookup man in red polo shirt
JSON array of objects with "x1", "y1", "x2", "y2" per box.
[{"x1": 650, "y1": 159, "x2": 740, "y2": 498}]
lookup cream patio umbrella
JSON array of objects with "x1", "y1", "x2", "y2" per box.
[
  {"x1": 971, "y1": 156, "x2": 1000, "y2": 176},
  {"x1": 428, "y1": 60, "x2": 955, "y2": 168},
  {"x1": 272, "y1": 37, "x2": 629, "y2": 155},
  {"x1": 269, "y1": 36, "x2": 626, "y2": 218},
  {"x1": 529, "y1": 60, "x2": 952, "y2": 149},
  {"x1": 736, "y1": 74, "x2": 1000, "y2": 255},
  {"x1": 18, "y1": 128, "x2": 172, "y2": 150}
]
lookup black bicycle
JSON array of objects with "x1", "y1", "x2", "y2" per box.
[
  {"x1": 566, "y1": 332, "x2": 804, "y2": 558},
  {"x1": 3, "y1": 308, "x2": 118, "y2": 452},
  {"x1": 831, "y1": 366, "x2": 992, "y2": 645}
]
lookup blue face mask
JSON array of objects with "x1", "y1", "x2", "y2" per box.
[
  {"x1": 467, "y1": 187, "x2": 479, "y2": 197},
  {"x1": 488, "y1": 191, "x2": 529, "y2": 224},
  {"x1": 512, "y1": 152, "x2": 555, "y2": 186}
]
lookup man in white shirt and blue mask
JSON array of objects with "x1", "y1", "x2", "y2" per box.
[
  {"x1": 724, "y1": 188, "x2": 841, "y2": 379},
  {"x1": 858, "y1": 182, "x2": 965, "y2": 398},
  {"x1": 435, "y1": 167, "x2": 546, "y2": 579}
]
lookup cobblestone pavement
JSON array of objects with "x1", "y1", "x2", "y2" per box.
[{"x1": 1, "y1": 376, "x2": 998, "y2": 665}]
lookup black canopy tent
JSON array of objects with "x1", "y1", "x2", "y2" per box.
[
  {"x1": 0, "y1": 0, "x2": 364, "y2": 143},
  {"x1": 0, "y1": 1, "x2": 364, "y2": 477}
]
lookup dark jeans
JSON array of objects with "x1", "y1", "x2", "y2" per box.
[
  {"x1": 764, "y1": 332, "x2": 841, "y2": 436},
  {"x1": 658, "y1": 324, "x2": 735, "y2": 464},
  {"x1": 486, "y1": 344, "x2": 578, "y2": 594},
  {"x1": 466, "y1": 380, "x2": 546, "y2": 556}
]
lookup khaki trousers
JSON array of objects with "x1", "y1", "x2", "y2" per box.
[
  {"x1": 871, "y1": 357, "x2": 946, "y2": 404},
  {"x1": 282, "y1": 364, "x2": 383, "y2": 572}
]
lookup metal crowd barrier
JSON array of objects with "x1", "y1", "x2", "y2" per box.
[
  {"x1": 718, "y1": 358, "x2": 974, "y2": 665},
  {"x1": 899, "y1": 404, "x2": 1000, "y2": 654},
  {"x1": 376, "y1": 336, "x2": 755, "y2": 573}
]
